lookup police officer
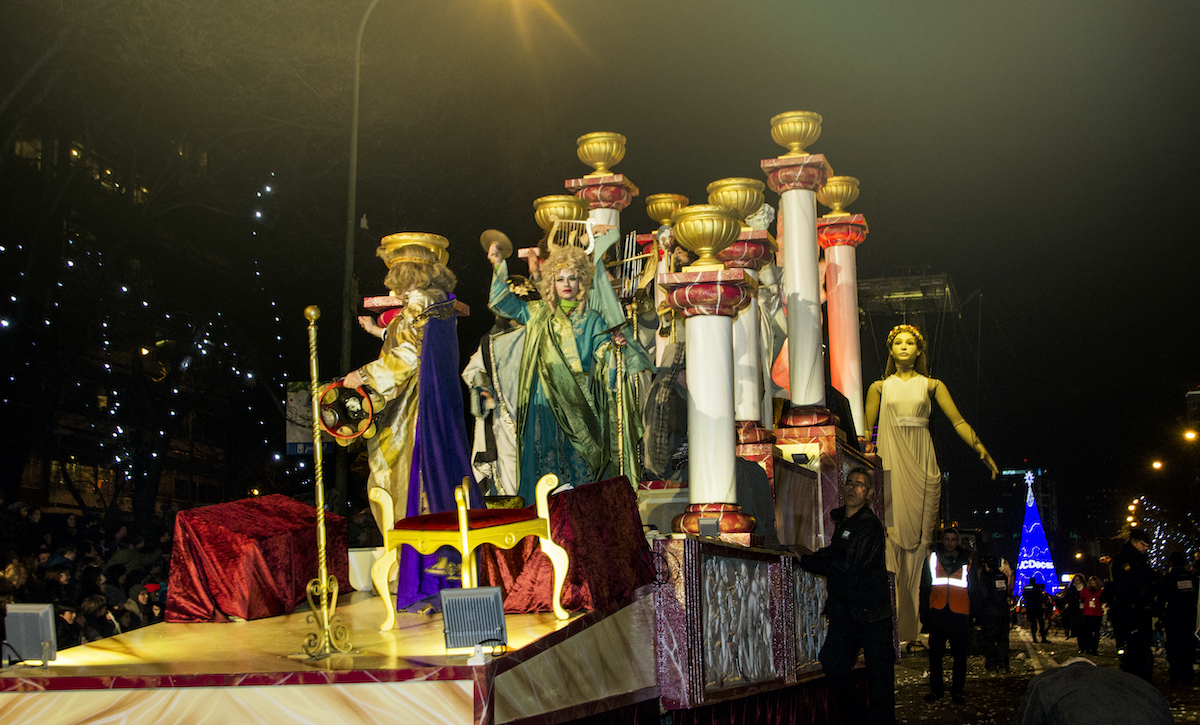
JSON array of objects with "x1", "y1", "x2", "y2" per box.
[
  {"x1": 1022, "y1": 576, "x2": 1050, "y2": 643},
  {"x1": 1108, "y1": 527, "x2": 1158, "y2": 683},
  {"x1": 978, "y1": 555, "x2": 1012, "y2": 672},
  {"x1": 1160, "y1": 550, "x2": 1198, "y2": 684}
]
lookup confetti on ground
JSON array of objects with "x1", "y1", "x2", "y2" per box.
[{"x1": 891, "y1": 625, "x2": 1200, "y2": 723}]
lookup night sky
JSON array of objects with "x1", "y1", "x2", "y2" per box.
[{"x1": 4, "y1": 1, "x2": 1199, "y2": 536}]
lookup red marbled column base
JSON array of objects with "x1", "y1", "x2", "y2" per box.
[
  {"x1": 760, "y1": 154, "x2": 831, "y2": 194},
  {"x1": 816, "y1": 214, "x2": 869, "y2": 249},
  {"x1": 672, "y1": 503, "x2": 756, "y2": 534},
  {"x1": 736, "y1": 420, "x2": 776, "y2": 444},
  {"x1": 665, "y1": 282, "x2": 751, "y2": 318},
  {"x1": 718, "y1": 237, "x2": 775, "y2": 270},
  {"x1": 780, "y1": 405, "x2": 838, "y2": 428},
  {"x1": 565, "y1": 173, "x2": 639, "y2": 211}
]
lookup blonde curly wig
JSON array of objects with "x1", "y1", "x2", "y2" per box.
[
  {"x1": 536, "y1": 246, "x2": 593, "y2": 304},
  {"x1": 378, "y1": 244, "x2": 457, "y2": 295}
]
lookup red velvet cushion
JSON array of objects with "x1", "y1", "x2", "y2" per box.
[{"x1": 394, "y1": 507, "x2": 538, "y2": 532}]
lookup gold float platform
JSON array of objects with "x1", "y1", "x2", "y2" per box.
[{"x1": 0, "y1": 591, "x2": 585, "y2": 725}]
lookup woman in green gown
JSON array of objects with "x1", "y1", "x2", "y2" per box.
[{"x1": 487, "y1": 236, "x2": 623, "y2": 503}]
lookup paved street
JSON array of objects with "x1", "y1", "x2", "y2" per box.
[{"x1": 894, "y1": 625, "x2": 1200, "y2": 723}]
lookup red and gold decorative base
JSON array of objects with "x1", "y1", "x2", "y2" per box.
[
  {"x1": 672, "y1": 503, "x2": 756, "y2": 535},
  {"x1": 565, "y1": 173, "x2": 640, "y2": 211},
  {"x1": 780, "y1": 405, "x2": 838, "y2": 428},
  {"x1": 735, "y1": 420, "x2": 775, "y2": 444}
]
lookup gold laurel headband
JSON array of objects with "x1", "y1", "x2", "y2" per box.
[{"x1": 887, "y1": 323, "x2": 924, "y2": 347}]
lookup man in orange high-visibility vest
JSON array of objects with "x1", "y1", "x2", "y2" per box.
[{"x1": 920, "y1": 527, "x2": 976, "y2": 705}]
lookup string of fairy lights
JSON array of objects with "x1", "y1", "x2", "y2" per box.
[
  {"x1": 1129, "y1": 496, "x2": 1200, "y2": 569},
  {"x1": 0, "y1": 169, "x2": 323, "y2": 511}
]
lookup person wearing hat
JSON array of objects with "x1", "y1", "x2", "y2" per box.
[
  {"x1": 343, "y1": 233, "x2": 480, "y2": 610},
  {"x1": 124, "y1": 583, "x2": 152, "y2": 630},
  {"x1": 1106, "y1": 526, "x2": 1159, "y2": 682},
  {"x1": 54, "y1": 600, "x2": 81, "y2": 649}
]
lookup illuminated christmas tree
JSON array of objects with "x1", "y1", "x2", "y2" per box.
[{"x1": 1014, "y1": 471, "x2": 1060, "y2": 595}]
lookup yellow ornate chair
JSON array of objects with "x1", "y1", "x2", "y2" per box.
[{"x1": 369, "y1": 473, "x2": 571, "y2": 630}]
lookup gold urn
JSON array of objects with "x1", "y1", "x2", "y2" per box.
[
  {"x1": 816, "y1": 176, "x2": 860, "y2": 217},
  {"x1": 378, "y1": 232, "x2": 450, "y2": 265},
  {"x1": 769, "y1": 111, "x2": 823, "y2": 157},
  {"x1": 533, "y1": 195, "x2": 590, "y2": 232},
  {"x1": 670, "y1": 204, "x2": 743, "y2": 269},
  {"x1": 706, "y1": 178, "x2": 765, "y2": 231},
  {"x1": 645, "y1": 193, "x2": 689, "y2": 226},
  {"x1": 577, "y1": 132, "x2": 626, "y2": 177}
]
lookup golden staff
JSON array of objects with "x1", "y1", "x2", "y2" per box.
[
  {"x1": 302, "y1": 305, "x2": 352, "y2": 658},
  {"x1": 615, "y1": 341, "x2": 626, "y2": 480}
]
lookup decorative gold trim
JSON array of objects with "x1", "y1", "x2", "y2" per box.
[
  {"x1": 385, "y1": 255, "x2": 436, "y2": 268},
  {"x1": 414, "y1": 298, "x2": 457, "y2": 323},
  {"x1": 488, "y1": 328, "x2": 518, "y2": 436}
]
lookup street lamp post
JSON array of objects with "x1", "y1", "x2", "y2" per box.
[
  {"x1": 343, "y1": 0, "x2": 386, "y2": 372},
  {"x1": 336, "y1": 0, "x2": 386, "y2": 516}
]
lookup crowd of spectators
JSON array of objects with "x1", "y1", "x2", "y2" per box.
[
  {"x1": 0, "y1": 497, "x2": 173, "y2": 654},
  {"x1": 1021, "y1": 539, "x2": 1200, "y2": 686}
]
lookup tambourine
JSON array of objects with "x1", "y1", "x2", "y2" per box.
[{"x1": 317, "y1": 380, "x2": 382, "y2": 445}]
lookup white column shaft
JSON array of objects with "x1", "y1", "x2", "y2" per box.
[
  {"x1": 825, "y1": 244, "x2": 864, "y2": 434},
  {"x1": 654, "y1": 251, "x2": 670, "y2": 366},
  {"x1": 686, "y1": 315, "x2": 736, "y2": 504},
  {"x1": 731, "y1": 269, "x2": 761, "y2": 422},
  {"x1": 780, "y1": 189, "x2": 825, "y2": 407},
  {"x1": 588, "y1": 207, "x2": 620, "y2": 231}
]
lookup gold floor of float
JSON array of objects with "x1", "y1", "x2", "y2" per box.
[{"x1": 1, "y1": 591, "x2": 581, "y2": 680}]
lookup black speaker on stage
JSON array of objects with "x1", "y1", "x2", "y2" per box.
[{"x1": 440, "y1": 587, "x2": 506, "y2": 651}]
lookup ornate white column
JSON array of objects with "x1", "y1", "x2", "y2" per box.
[
  {"x1": 660, "y1": 205, "x2": 754, "y2": 534},
  {"x1": 760, "y1": 112, "x2": 831, "y2": 417},
  {"x1": 708, "y1": 178, "x2": 776, "y2": 442},
  {"x1": 816, "y1": 176, "x2": 869, "y2": 436}
]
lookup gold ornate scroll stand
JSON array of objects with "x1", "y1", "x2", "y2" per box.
[{"x1": 302, "y1": 305, "x2": 352, "y2": 658}]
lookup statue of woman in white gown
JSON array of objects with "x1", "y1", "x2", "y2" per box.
[{"x1": 863, "y1": 324, "x2": 998, "y2": 643}]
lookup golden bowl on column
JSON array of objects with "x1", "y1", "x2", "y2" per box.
[
  {"x1": 706, "y1": 178, "x2": 765, "y2": 231},
  {"x1": 577, "y1": 132, "x2": 626, "y2": 177},
  {"x1": 379, "y1": 231, "x2": 450, "y2": 265},
  {"x1": 533, "y1": 195, "x2": 589, "y2": 231},
  {"x1": 670, "y1": 204, "x2": 743, "y2": 269},
  {"x1": 645, "y1": 193, "x2": 689, "y2": 226},
  {"x1": 769, "y1": 111, "x2": 823, "y2": 157},
  {"x1": 816, "y1": 176, "x2": 860, "y2": 217}
]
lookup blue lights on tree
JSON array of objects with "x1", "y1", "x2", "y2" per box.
[{"x1": 1014, "y1": 471, "x2": 1060, "y2": 595}]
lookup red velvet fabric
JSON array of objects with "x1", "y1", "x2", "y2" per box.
[
  {"x1": 669, "y1": 676, "x2": 846, "y2": 725},
  {"x1": 394, "y1": 507, "x2": 537, "y2": 532},
  {"x1": 477, "y1": 476, "x2": 654, "y2": 613},
  {"x1": 166, "y1": 494, "x2": 351, "y2": 623}
]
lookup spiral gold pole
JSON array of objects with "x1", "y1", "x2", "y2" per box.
[
  {"x1": 616, "y1": 344, "x2": 626, "y2": 481},
  {"x1": 302, "y1": 306, "x2": 352, "y2": 659},
  {"x1": 624, "y1": 301, "x2": 643, "y2": 478}
]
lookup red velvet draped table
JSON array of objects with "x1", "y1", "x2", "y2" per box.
[
  {"x1": 166, "y1": 494, "x2": 352, "y2": 622},
  {"x1": 477, "y1": 476, "x2": 654, "y2": 614}
]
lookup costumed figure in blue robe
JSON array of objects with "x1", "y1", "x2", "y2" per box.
[{"x1": 345, "y1": 233, "x2": 479, "y2": 611}]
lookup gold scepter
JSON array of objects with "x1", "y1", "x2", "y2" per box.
[
  {"x1": 616, "y1": 339, "x2": 626, "y2": 481},
  {"x1": 302, "y1": 305, "x2": 352, "y2": 658}
]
